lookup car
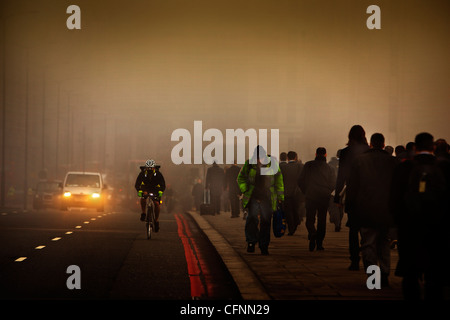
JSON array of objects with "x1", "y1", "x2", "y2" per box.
[
  {"x1": 33, "y1": 180, "x2": 63, "y2": 210},
  {"x1": 61, "y1": 172, "x2": 107, "y2": 211}
]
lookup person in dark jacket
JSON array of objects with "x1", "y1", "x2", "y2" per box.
[
  {"x1": 298, "y1": 147, "x2": 336, "y2": 251},
  {"x1": 334, "y1": 125, "x2": 369, "y2": 270},
  {"x1": 345, "y1": 133, "x2": 396, "y2": 287},
  {"x1": 135, "y1": 159, "x2": 166, "y2": 230},
  {"x1": 390, "y1": 132, "x2": 450, "y2": 300},
  {"x1": 225, "y1": 162, "x2": 242, "y2": 218},
  {"x1": 281, "y1": 151, "x2": 303, "y2": 235},
  {"x1": 435, "y1": 138, "x2": 450, "y2": 161},
  {"x1": 328, "y1": 149, "x2": 343, "y2": 232},
  {"x1": 206, "y1": 162, "x2": 225, "y2": 215}
]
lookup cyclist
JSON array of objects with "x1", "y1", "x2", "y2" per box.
[{"x1": 135, "y1": 159, "x2": 166, "y2": 231}]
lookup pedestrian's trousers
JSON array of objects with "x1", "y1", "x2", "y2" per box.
[
  {"x1": 245, "y1": 198, "x2": 272, "y2": 250},
  {"x1": 359, "y1": 227, "x2": 390, "y2": 275},
  {"x1": 305, "y1": 197, "x2": 329, "y2": 245},
  {"x1": 284, "y1": 195, "x2": 300, "y2": 234},
  {"x1": 229, "y1": 192, "x2": 241, "y2": 217}
]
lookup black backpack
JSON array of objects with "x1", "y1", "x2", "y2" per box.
[{"x1": 404, "y1": 158, "x2": 447, "y2": 224}]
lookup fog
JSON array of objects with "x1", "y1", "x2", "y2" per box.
[{"x1": 1, "y1": 0, "x2": 449, "y2": 206}]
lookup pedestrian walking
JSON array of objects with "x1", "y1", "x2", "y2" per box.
[
  {"x1": 205, "y1": 162, "x2": 225, "y2": 215},
  {"x1": 225, "y1": 162, "x2": 242, "y2": 218},
  {"x1": 334, "y1": 125, "x2": 369, "y2": 270},
  {"x1": 298, "y1": 147, "x2": 336, "y2": 251},
  {"x1": 345, "y1": 133, "x2": 397, "y2": 287},
  {"x1": 237, "y1": 146, "x2": 284, "y2": 255},
  {"x1": 435, "y1": 138, "x2": 450, "y2": 161},
  {"x1": 384, "y1": 145, "x2": 394, "y2": 156},
  {"x1": 279, "y1": 152, "x2": 288, "y2": 169},
  {"x1": 328, "y1": 149, "x2": 343, "y2": 231},
  {"x1": 390, "y1": 132, "x2": 450, "y2": 300},
  {"x1": 280, "y1": 151, "x2": 303, "y2": 235}
]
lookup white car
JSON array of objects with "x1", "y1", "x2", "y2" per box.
[{"x1": 61, "y1": 172, "x2": 107, "y2": 211}]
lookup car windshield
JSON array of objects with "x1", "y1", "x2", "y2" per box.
[
  {"x1": 36, "y1": 182, "x2": 61, "y2": 192},
  {"x1": 65, "y1": 174, "x2": 100, "y2": 188}
]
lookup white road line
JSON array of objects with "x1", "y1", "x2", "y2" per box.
[{"x1": 12, "y1": 212, "x2": 115, "y2": 264}]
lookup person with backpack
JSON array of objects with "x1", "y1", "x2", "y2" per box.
[
  {"x1": 390, "y1": 132, "x2": 450, "y2": 300},
  {"x1": 135, "y1": 160, "x2": 166, "y2": 230},
  {"x1": 345, "y1": 133, "x2": 397, "y2": 287}
]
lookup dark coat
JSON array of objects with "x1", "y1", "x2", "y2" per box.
[
  {"x1": 345, "y1": 148, "x2": 396, "y2": 228},
  {"x1": 192, "y1": 183, "x2": 203, "y2": 201},
  {"x1": 281, "y1": 161, "x2": 303, "y2": 198},
  {"x1": 298, "y1": 158, "x2": 335, "y2": 202},
  {"x1": 135, "y1": 169, "x2": 166, "y2": 194},
  {"x1": 225, "y1": 165, "x2": 241, "y2": 195},
  {"x1": 334, "y1": 143, "x2": 370, "y2": 204},
  {"x1": 206, "y1": 164, "x2": 225, "y2": 192},
  {"x1": 390, "y1": 153, "x2": 450, "y2": 278}
]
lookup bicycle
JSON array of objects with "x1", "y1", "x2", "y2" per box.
[{"x1": 144, "y1": 192, "x2": 158, "y2": 240}]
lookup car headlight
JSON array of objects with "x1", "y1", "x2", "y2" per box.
[
  {"x1": 92, "y1": 193, "x2": 100, "y2": 198},
  {"x1": 64, "y1": 192, "x2": 71, "y2": 197}
]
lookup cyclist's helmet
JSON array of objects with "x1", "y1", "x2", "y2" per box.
[{"x1": 145, "y1": 159, "x2": 156, "y2": 168}]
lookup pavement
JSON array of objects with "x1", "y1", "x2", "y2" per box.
[{"x1": 186, "y1": 209, "x2": 404, "y2": 300}]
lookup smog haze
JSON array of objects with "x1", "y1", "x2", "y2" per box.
[{"x1": 1, "y1": 0, "x2": 449, "y2": 198}]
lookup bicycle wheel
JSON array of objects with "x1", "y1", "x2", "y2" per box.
[
  {"x1": 146, "y1": 202, "x2": 153, "y2": 240},
  {"x1": 150, "y1": 205, "x2": 156, "y2": 234}
]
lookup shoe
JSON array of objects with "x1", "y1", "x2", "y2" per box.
[
  {"x1": 316, "y1": 244, "x2": 324, "y2": 251},
  {"x1": 260, "y1": 247, "x2": 269, "y2": 255},
  {"x1": 140, "y1": 213, "x2": 146, "y2": 221},
  {"x1": 247, "y1": 243, "x2": 255, "y2": 253}
]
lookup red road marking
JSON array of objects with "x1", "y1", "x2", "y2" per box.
[
  {"x1": 178, "y1": 213, "x2": 216, "y2": 297},
  {"x1": 175, "y1": 213, "x2": 208, "y2": 299}
]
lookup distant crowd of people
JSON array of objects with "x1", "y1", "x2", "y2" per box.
[{"x1": 191, "y1": 125, "x2": 450, "y2": 300}]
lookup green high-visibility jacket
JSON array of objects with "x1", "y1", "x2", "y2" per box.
[{"x1": 237, "y1": 157, "x2": 284, "y2": 211}]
